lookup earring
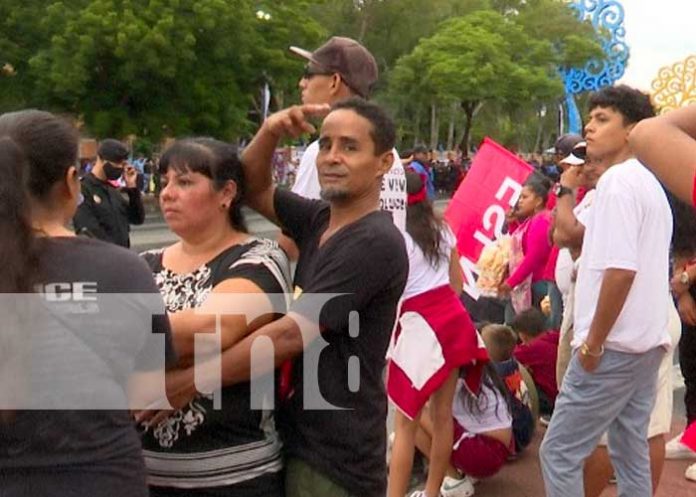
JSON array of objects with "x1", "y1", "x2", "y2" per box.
[{"x1": 221, "y1": 203, "x2": 228, "y2": 211}]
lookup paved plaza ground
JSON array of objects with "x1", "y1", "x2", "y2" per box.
[
  {"x1": 468, "y1": 420, "x2": 694, "y2": 497},
  {"x1": 398, "y1": 378, "x2": 693, "y2": 496}
]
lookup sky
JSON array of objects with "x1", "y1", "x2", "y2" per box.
[{"x1": 616, "y1": 0, "x2": 696, "y2": 91}]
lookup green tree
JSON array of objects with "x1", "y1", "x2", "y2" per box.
[
  {"x1": 0, "y1": 1, "x2": 91, "y2": 112},
  {"x1": 309, "y1": 0, "x2": 488, "y2": 72},
  {"x1": 387, "y1": 1, "x2": 602, "y2": 153},
  {"x1": 1, "y1": 0, "x2": 603, "y2": 146},
  {"x1": 513, "y1": 0, "x2": 603, "y2": 69},
  {"x1": 22, "y1": 0, "x2": 324, "y2": 140}
]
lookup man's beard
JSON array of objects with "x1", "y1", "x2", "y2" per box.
[{"x1": 320, "y1": 187, "x2": 351, "y2": 202}]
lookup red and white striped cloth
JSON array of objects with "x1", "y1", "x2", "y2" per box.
[{"x1": 387, "y1": 284, "x2": 489, "y2": 420}]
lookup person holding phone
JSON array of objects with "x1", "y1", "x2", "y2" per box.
[{"x1": 73, "y1": 138, "x2": 145, "y2": 247}]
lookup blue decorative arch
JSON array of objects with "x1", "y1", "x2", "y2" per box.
[{"x1": 559, "y1": 0, "x2": 630, "y2": 134}]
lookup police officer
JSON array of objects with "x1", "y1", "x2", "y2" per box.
[{"x1": 73, "y1": 139, "x2": 145, "y2": 248}]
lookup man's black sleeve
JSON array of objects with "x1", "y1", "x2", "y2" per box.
[
  {"x1": 73, "y1": 185, "x2": 110, "y2": 240},
  {"x1": 123, "y1": 187, "x2": 145, "y2": 225}
]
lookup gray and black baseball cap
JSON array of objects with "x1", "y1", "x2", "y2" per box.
[{"x1": 290, "y1": 36, "x2": 378, "y2": 99}]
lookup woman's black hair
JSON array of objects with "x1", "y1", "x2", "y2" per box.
[
  {"x1": 159, "y1": 138, "x2": 248, "y2": 232},
  {"x1": 458, "y1": 362, "x2": 513, "y2": 420},
  {"x1": 0, "y1": 110, "x2": 79, "y2": 293},
  {"x1": 523, "y1": 173, "x2": 551, "y2": 207},
  {"x1": 405, "y1": 171, "x2": 447, "y2": 266},
  {"x1": 0, "y1": 138, "x2": 38, "y2": 292}
]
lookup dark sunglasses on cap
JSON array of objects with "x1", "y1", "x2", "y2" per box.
[
  {"x1": 564, "y1": 142, "x2": 587, "y2": 166},
  {"x1": 574, "y1": 144, "x2": 587, "y2": 160}
]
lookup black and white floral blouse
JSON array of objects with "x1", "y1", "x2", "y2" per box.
[{"x1": 139, "y1": 238, "x2": 291, "y2": 492}]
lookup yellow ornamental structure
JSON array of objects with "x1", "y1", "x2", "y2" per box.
[{"x1": 651, "y1": 55, "x2": 696, "y2": 114}]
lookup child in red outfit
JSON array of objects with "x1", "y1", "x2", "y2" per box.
[{"x1": 510, "y1": 308, "x2": 559, "y2": 416}]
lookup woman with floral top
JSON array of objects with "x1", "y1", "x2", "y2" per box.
[{"x1": 138, "y1": 138, "x2": 291, "y2": 497}]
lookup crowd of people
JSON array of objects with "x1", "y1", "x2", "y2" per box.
[{"x1": 1, "y1": 33, "x2": 696, "y2": 497}]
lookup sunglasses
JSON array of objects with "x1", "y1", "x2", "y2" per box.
[
  {"x1": 302, "y1": 65, "x2": 333, "y2": 80},
  {"x1": 573, "y1": 145, "x2": 587, "y2": 161}
]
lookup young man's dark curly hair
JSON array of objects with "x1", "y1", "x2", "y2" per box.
[{"x1": 588, "y1": 84, "x2": 655, "y2": 125}]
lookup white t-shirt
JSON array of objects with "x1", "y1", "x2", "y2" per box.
[
  {"x1": 402, "y1": 226, "x2": 456, "y2": 300},
  {"x1": 291, "y1": 140, "x2": 407, "y2": 231},
  {"x1": 452, "y1": 381, "x2": 512, "y2": 435},
  {"x1": 572, "y1": 159, "x2": 673, "y2": 353},
  {"x1": 555, "y1": 190, "x2": 596, "y2": 301}
]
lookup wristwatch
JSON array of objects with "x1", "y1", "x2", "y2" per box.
[
  {"x1": 680, "y1": 270, "x2": 691, "y2": 286},
  {"x1": 554, "y1": 184, "x2": 573, "y2": 198}
]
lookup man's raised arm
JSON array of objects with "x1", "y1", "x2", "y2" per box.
[
  {"x1": 553, "y1": 166, "x2": 584, "y2": 251},
  {"x1": 629, "y1": 104, "x2": 696, "y2": 206},
  {"x1": 241, "y1": 104, "x2": 329, "y2": 224}
]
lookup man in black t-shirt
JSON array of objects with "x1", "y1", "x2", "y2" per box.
[
  {"x1": 158, "y1": 99, "x2": 407, "y2": 497},
  {"x1": 244, "y1": 98, "x2": 408, "y2": 497}
]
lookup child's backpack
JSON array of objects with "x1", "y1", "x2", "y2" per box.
[{"x1": 493, "y1": 358, "x2": 537, "y2": 453}]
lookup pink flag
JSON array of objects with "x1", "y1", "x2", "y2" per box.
[{"x1": 445, "y1": 138, "x2": 534, "y2": 298}]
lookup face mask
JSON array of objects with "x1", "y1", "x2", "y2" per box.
[{"x1": 103, "y1": 161, "x2": 123, "y2": 181}]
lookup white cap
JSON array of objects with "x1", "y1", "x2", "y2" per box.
[{"x1": 560, "y1": 141, "x2": 586, "y2": 166}]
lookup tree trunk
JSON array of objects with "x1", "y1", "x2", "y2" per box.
[
  {"x1": 358, "y1": 17, "x2": 368, "y2": 42},
  {"x1": 446, "y1": 101, "x2": 457, "y2": 151},
  {"x1": 430, "y1": 102, "x2": 439, "y2": 151},
  {"x1": 274, "y1": 89, "x2": 285, "y2": 112},
  {"x1": 457, "y1": 101, "x2": 483, "y2": 156},
  {"x1": 413, "y1": 106, "x2": 422, "y2": 146},
  {"x1": 357, "y1": 1, "x2": 372, "y2": 43},
  {"x1": 534, "y1": 114, "x2": 544, "y2": 153}
]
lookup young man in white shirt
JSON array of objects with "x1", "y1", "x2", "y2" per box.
[
  {"x1": 281, "y1": 37, "x2": 406, "y2": 259},
  {"x1": 540, "y1": 85, "x2": 673, "y2": 497},
  {"x1": 554, "y1": 149, "x2": 679, "y2": 497}
]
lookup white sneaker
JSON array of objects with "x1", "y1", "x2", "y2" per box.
[
  {"x1": 440, "y1": 475, "x2": 475, "y2": 497},
  {"x1": 685, "y1": 462, "x2": 696, "y2": 482},
  {"x1": 666, "y1": 433, "x2": 696, "y2": 460},
  {"x1": 408, "y1": 491, "x2": 427, "y2": 497}
]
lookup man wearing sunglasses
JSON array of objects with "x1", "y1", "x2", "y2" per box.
[{"x1": 280, "y1": 36, "x2": 406, "y2": 259}]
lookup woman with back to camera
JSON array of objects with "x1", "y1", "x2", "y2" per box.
[
  {"x1": 0, "y1": 110, "x2": 173, "y2": 497},
  {"x1": 387, "y1": 171, "x2": 487, "y2": 497},
  {"x1": 136, "y1": 138, "x2": 292, "y2": 497}
]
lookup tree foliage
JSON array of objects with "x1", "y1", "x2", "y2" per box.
[
  {"x1": 0, "y1": 0, "x2": 604, "y2": 147},
  {"x1": 309, "y1": 0, "x2": 489, "y2": 74},
  {"x1": 385, "y1": 0, "x2": 603, "y2": 152},
  {"x1": 1, "y1": 0, "x2": 324, "y2": 140}
]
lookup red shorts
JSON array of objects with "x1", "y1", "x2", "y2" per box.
[{"x1": 451, "y1": 420, "x2": 511, "y2": 479}]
